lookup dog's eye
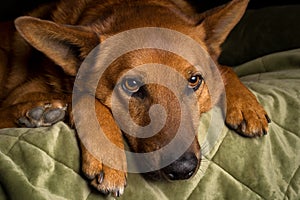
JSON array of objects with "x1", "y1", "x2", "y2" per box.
[
  {"x1": 122, "y1": 78, "x2": 142, "y2": 94},
  {"x1": 188, "y1": 75, "x2": 203, "y2": 91}
]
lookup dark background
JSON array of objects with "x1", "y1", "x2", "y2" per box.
[
  {"x1": 0, "y1": 0, "x2": 299, "y2": 21},
  {"x1": 1, "y1": 0, "x2": 299, "y2": 66},
  {"x1": 189, "y1": 0, "x2": 299, "y2": 11}
]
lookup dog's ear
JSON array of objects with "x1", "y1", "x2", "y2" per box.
[
  {"x1": 15, "y1": 16, "x2": 99, "y2": 76},
  {"x1": 197, "y1": 0, "x2": 249, "y2": 59}
]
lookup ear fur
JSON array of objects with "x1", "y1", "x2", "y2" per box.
[
  {"x1": 198, "y1": 0, "x2": 249, "y2": 59},
  {"x1": 15, "y1": 16, "x2": 99, "y2": 76}
]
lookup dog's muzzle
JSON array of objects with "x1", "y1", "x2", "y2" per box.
[{"x1": 162, "y1": 152, "x2": 199, "y2": 180}]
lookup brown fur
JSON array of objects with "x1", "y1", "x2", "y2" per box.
[{"x1": 0, "y1": 0, "x2": 269, "y2": 196}]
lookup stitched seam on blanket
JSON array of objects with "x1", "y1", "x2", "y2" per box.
[
  {"x1": 0, "y1": 132, "x2": 28, "y2": 198},
  {"x1": 0, "y1": 151, "x2": 68, "y2": 200},
  {"x1": 185, "y1": 157, "x2": 211, "y2": 200},
  {"x1": 1, "y1": 131, "x2": 89, "y2": 199},
  {"x1": 185, "y1": 160, "x2": 266, "y2": 200},
  {"x1": 86, "y1": 192, "x2": 93, "y2": 200},
  {"x1": 260, "y1": 57, "x2": 268, "y2": 72},
  {"x1": 271, "y1": 120, "x2": 300, "y2": 139},
  {"x1": 143, "y1": 181, "x2": 169, "y2": 200},
  {"x1": 16, "y1": 140, "x2": 88, "y2": 199},
  {"x1": 186, "y1": 179, "x2": 200, "y2": 200},
  {"x1": 209, "y1": 160, "x2": 266, "y2": 199},
  {"x1": 5, "y1": 133, "x2": 23, "y2": 156},
  {"x1": 283, "y1": 166, "x2": 300, "y2": 199},
  {"x1": 17, "y1": 136, "x2": 80, "y2": 176},
  {"x1": 185, "y1": 146, "x2": 228, "y2": 200},
  {"x1": 15, "y1": 132, "x2": 80, "y2": 176},
  {"x1": 189, "y1": 132, "x2": 230, "y2": 199}
]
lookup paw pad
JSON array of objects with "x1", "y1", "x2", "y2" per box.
[{"x1": 18, "y1": 104, "x2": 67, "y2": 128}]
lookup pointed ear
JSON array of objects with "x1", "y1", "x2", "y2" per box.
[
  {"x1": 197, "y1": 0, "x2": 249, "y2": 58},
  {"x1": 15, "y1": 16, "x2": 99, "y2": 76}
]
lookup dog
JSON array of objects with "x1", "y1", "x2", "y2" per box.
[{"x1": 0, "y1": 0, "x2": 270, "y2": 197}]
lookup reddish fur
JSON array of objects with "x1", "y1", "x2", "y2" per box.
[{"x1": 0, "y1": 0, "x2": 269, "y2": 196}]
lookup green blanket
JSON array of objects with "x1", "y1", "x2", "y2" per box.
[{"x1": 0, "y1": 49, "x2": 300, "y2": 200}]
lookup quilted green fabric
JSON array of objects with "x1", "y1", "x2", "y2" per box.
[{"x1": 0, "y1": 49, "x2": 299, "y2": 199}]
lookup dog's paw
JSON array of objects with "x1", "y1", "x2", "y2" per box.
[
  {"x1": 82, "y1": 158, "x2": 127, "y2": 197},
  {"x1": 90, "y1": 166, "x2": 127, "y2": 197},
  {"x1": 225, "y1": 100, "x2": 271, "y2": 137},
  {"x1": 18, "y1": 103, "x2": 67, "y2": 127}
]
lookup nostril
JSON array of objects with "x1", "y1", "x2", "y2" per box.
[
  {"x1": 188, "y1": 170, "x2": 195, "y2": 177},
  {"x1": 167, "y1": 173, "x2": 175, "y2": 180},
  {"x1": 162, "y1": 152, "x2": 199, "y2": 180}
]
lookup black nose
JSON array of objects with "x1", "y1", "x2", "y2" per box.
[{"x1": 162, "y1": 152, "x2": 199, "y2": 180}]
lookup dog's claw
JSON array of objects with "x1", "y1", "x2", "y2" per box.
[
  {"x1": 83, "y1": 156, "x2": 127, "y2": 197},
  {"x1": 90, "y1": 169, "x2": 126, "y2": 197},
  {"x1": 240, "y1": 120, "x2": 246, "y2": 133},
  {"x1": 97, "y1": 171, "x2": 104, "y2": 184},
  {"x1": 114, "y1": 187, "x2": 125, "y2": 197},
  {"x1": 265, "y1": 114, "x2": 271, "y2": 123}
]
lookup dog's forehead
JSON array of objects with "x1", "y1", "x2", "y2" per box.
[
  {"x1": 103, "y1": 48, "x2": 200, "y2": 83},
  {"x1": 121, "y1": 63, "x2": 193, "y2": 82}
]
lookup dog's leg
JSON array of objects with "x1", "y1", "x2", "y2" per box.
[
  {"x1": 219, "y1": 66, "x2": 270, "y2": 137},
  {"x1": 0, "y1": 48, "x2": 8, "y2": 94},
  {"x1": 0, "y1": 92, "x2": 70, "y2": 128},
  {"x1": 0, "y1": 100, "x2": 68, "y2": 128},
  {"x1": 73, "y1": 96, "x2": 127, "y2": 197},
  {"x1": 0, "y1": 21, "x2": 14, "y2": 95}
]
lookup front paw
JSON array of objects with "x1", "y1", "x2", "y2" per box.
[
  {"x1": 81, "y1": 146, "x2": 127, "y2": 197},
  {"x1": 225, "y1": 100, "x2": 271, "y2": 137},
  {"x1": 88, "y1": 165, "x2": 127, "y2": 197}
]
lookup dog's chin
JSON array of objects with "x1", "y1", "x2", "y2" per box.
[
  {"x1": 142, "y1": 170, "x2": 182, "y2": 182},
  {"x1": 140, "y1": 153, "x2": 201, "y2": 182},
  {"x1": 142, "y1": 171, "x2": 167, "y2": 182}
]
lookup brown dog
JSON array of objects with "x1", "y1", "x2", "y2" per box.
[{"x1": 0, "y1": 0, "x2": 270, "y2": 197}]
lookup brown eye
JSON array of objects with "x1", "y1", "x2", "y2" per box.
[
  {"x1": 122, "y1": 78, "x2": 142, "y2": 94},
  {"x1": 188, "y1": 75, "x2": 203, "y2": 91}
]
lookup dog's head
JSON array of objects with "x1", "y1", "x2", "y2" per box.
[{"x1": 15, "y1": 0, "x2": 249, "y2": 180}]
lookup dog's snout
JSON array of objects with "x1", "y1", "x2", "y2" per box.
[{"x1": 162, "y1": 152, "x2": 199, "y2": 180}]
